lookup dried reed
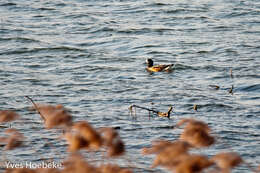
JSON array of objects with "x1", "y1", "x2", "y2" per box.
[
  {"x1": 211, "y1": 152, "x2": 243, "y2": 173},
  {"x1": 26, "y1": 96, "x2": 72, "y2": 129},
  {"x1": 3, "y1": 99, "x2": 258, "y2": 173},
  {"x1": 176, "y1": 118, "x2": 215, "y2": 148},
  {"x1": 0, "y1": 128, "x2": 24, "y2": 150},
  {"x1": 0, "y1": 110, "x2": 20, "y2": 123},
  {"x1": 129, "y1": 104, "x2": 173, "y2": 118}
]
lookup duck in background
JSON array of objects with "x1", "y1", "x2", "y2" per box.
[{"x1": 146, "y1": 58, "x2": 174, "y2": 72}]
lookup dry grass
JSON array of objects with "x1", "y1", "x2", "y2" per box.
[
  {"x1": 140, "y1": 118, "x2": 255, "y2": 173},
  {"x1": 0, "y1": 128, "x2": 24, "y2": 150},
  {"x1": 0, "y1": 101, "x2": 258, "y2": 173},
  {"x1": 0, "y1": 110, "x2": 20, "y2": 123}
]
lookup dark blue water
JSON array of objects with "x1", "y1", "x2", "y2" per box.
[{"x1": 0, "y1": 0, "x2": 259, "y2": 172}]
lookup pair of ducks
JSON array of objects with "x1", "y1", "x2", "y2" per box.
[{"x1": 146, "y1": 58, "x2": 174, "y2": 72}]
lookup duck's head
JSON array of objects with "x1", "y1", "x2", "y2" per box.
[{"x1": 146, "y1": 58, "x2": 154, "y2": 67}]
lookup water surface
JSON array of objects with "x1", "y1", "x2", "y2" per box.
[{"x1": 0, "y1": 0, "x2": 259, "y2": 172}]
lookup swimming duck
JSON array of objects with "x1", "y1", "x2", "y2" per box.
[{"x1": 146, "y1": 58, "x2": 174, "y2": 72}]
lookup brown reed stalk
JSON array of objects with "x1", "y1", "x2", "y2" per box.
[
  {"x1": 25, "y1": 96, "x2": 46, "y2": 121},
  {"x1": 0, "y1": 110, "x2": 20, "y2": 123},
  {"x1": 230, "y1": 68, "x2": 233, "y2": 78},
  {"x1": 129, "y1": 104, "x2": 159, "y2": 115},
  {"x1": 228, "y1": 85, "x2": 234, "y2": 94},
  {"x1": 193, "y1": 104, "x2": 198, "y2": 111},
  {"x1": 129, "y1": 105, "x2": 172, "y2": 119}
]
